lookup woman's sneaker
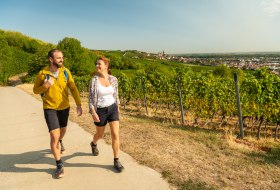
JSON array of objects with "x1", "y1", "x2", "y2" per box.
[
  {"x1": 114, "y1": 160, "x2": 124, "y2": 172},
  {"x1": 90, "y1": 142, "x2": 99, "y2": 156},
  {"x1": 54, "y1": 163, "x2": 64, "y2": 179}
]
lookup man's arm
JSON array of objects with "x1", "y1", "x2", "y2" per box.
[
  {"x1": 33, "y1": 71, "x2": 48, "y2": 94},
  {"x1": 67, "y1": 69, "x2": 82, "y2": 116},
  {"x1": 67, "y1": 70, "x2": 81, "y2": 106}
]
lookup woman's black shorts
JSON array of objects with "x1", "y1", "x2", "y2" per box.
[
  {"x1": 44, "y1": 107, "x2": 70, "y2": 132},
  {"x1": 94, "y1": 103, "x2": 119, "y2": 127}
]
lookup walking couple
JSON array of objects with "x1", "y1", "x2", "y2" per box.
[{"x1": 33, "y1": 49, "x2": 124, "y2": 178}]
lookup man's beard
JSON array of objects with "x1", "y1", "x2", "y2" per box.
[{"x1": 53, "y1": 61, "x2": 62, "y2": 68}]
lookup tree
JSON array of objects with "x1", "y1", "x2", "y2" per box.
[
  {"x1": 57, "y1": 37, "x2": 94, "y2": 76},
  {"x1": 27, "y1": 46, "x2": 51, "y2": 77}
]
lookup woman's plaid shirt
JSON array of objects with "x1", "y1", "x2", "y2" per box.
[{"x1": 88, "y1": 75, "x2": 120, "y2": 114}]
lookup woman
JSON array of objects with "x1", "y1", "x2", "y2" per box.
[{"x1": 88, "y1": 56, "x2": 124, "y2": 172}]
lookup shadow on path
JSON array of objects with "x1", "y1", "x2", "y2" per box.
[{"x1": 0, "y1": 149, "x2": 116, "y2": 177}]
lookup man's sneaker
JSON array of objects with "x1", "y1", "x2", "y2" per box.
[
  {"x1": 54, "y1": 164, "x2": 64, "y2": 179},
  {"x1": 60, "y1": 140, "x2": 65, "y2": 154},
  {"x1": 114, "y1": 160, "x2": 124, "y2": 172},
  {"x1": 90, "y1": 142, "x2": 99, "y2": 156}
]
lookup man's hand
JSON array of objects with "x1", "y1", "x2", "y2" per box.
[
  {"x1": 76, "y1": 105, "x2": 83, "y2": 116},
  {"x1": 43, "y1": 78, "x2": 54, "y2": 88}
]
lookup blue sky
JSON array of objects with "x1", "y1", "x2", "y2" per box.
[{"x1": 0, "y1": 0, "x2": 280, "y2": 54}]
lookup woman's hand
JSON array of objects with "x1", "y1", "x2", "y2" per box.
[{"x1": 92, "y1": 112, "x2": 100, "y2": 122}]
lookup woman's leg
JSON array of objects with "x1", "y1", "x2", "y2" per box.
[
  {"x1": 109, "y1": 121, "x2": 120, "y2": 158},
  {"x1": 90, "y1": 126, "x2": 105, "y2": 156},
  {"x1": 93, "y1": 126, "x2": 106, "y2": 144},
  {"x1": 109, "y1": 120, "x2": 124, "y2": 172}
]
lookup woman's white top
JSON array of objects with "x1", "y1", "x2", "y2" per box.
[{"x1": 97, "y1": 79, "x2": 115, "y2": 108}]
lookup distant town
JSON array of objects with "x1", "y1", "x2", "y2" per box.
[{"x1": 155, "y1": 51, "x2": 280, "y2": 76}]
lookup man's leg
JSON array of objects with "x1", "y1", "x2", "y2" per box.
[
  {"x1": 59, "y1": 127, "x2": 67, "y2": 153},
  {"x1": 50, "y1": 128, "x2": 61, "y2": 161},
  {"x1": 44, "y1": 109, "x2": 64, "y2": 178},
  {"x1": 60, "y1": 127, "x2": 67, "y2": 140},
  {"x1": 50, "y1": 128, "x2": 64, "y2": 178},
  {"x1": 57, "y1": 108, "x2": 70, "y2": 153}
]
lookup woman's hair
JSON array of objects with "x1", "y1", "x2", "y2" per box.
[{"x1": 95, "y1": 56, "x2": 111, "y2": 75}]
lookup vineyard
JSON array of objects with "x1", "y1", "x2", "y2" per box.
[
  {"x1": 110, "y1": 67, "x2": 280, "y2": 140},
  {"x1": 72, "y1": 65, "x2": 280, "y2": 140}
]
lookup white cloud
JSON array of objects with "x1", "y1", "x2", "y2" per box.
[{"x1": 261, "y1": 0, "x2": 280, "y2": 16}]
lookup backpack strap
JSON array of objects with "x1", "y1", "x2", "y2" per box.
[
  {"x1": 63, "y1": 69, "x2": 69, "y2": 81},
  {"x1": 40, "y1": 70, "x2": 68, "y2": 98},
  {"x1": 40, "y1": 74, "x2": 50, "y2": 97}
]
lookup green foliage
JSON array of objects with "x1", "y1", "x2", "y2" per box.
[
  {"x1": 231, "y1": 68, "x2": 244, "y2": 82},
  {"x1": 27, "y1": 46, "x2": 51, "y2": 77},
  {"x1": 23, "y1": 39, "x2": 40, "y2": 54},
  {"x1": 57, "y1": 37, "x2": 96, "y2": 76},
  {"x1": 12, "y1": 48, "x2": 32, "y2": 73},
  {"x1": 3, "y1": 30, "x2": 46, "y2": 54},
  {"x1": 5, "y1": 31, "x2": 28, "y2": 49},
  {"x1": 213, "y1": 64, "x2": 231, "y2": 78},
  {"x1": 57, "y1": 37, "x2": 83, "y2": 74},
  {"x1": 0, "y1": 29, "x2": 52, "y2": 84},
  {"x1": 73, "y1": 75, "x2": 92, "y2": 92},
  {"x1": 105, "y1": 52, "x2": 141, "y2": 70},
  {"x1": 0, "y1": 33, "x2": 14, "y2": 84},
  {"x1": 118, "y1": 64, "x2": 279, "y2": 127},
  {"x1": 241, "y1": 68, "x2": 279, "y2": 122}
]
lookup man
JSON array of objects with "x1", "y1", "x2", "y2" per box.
[{"x1": 33, "y1": 49, "x2": 82, "y2": 178}]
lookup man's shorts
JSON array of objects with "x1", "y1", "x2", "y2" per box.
[
  {"x1": 94, "y1": 103, "x2": 119, "y2": 127},
  {"x1": 44, "y1": 107, "x2": 70, "y2": 132}
]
